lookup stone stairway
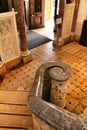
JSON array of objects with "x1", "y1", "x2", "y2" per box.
[{"x1": 0, "y1": 90, "x2": 33, "y2": 130}]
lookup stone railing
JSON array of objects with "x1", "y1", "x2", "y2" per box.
[{"x1": 28, "y1": 62, "x2": 87, "y2": 130}]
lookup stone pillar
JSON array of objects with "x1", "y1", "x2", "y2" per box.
[
  {"x1": 49, "y1": 66, "x2": 71, "y2": 108},
  {"x1": 50, "y1": 79, "x2": 68, "y2": 108},
  {"x1": 14, "y1": 0, "x2": 32, "y2": 63}
]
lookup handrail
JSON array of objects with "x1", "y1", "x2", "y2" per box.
[{"x1": 28, "y1": 62, "x2": 87, "y2": 130}]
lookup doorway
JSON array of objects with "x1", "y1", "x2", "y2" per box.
[
  {"x1": 45, "y1": 0, "x2": 60, "y2": 31},
  {"x1": 45, "y1": 0, "x2": 55, "y2": 30}
]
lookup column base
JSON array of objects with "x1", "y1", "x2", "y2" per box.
[
  {"x1": 53, "y1": 37, "x2": 64, "y2": 51},
  {"x1": 58, "y1": 37, "x2": 64, "y2": 46},
  {"x1": 20, "y1": 50, "x2": 32, "y2": 63},
  {"x1": 53, "y1": 40, "x2": 62, "y2": 51},
  {"x1": 71, "y1": 32, "x2": 75, "y2": 41}
]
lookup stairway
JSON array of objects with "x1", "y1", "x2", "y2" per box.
[{"x1": 0, "y1": 90, "x2": 33, "y2": 130}]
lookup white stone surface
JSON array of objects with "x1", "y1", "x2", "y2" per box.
[
  {"x1": 62, "y1": 3, "x2": 75, "y2": 39},
  {"x1": 0, "y1": 11, "x2": 20, "y2": 63}
]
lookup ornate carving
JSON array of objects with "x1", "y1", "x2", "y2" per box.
[
  {"x1": 0, "y1": 17, "x2": 12, "y2": 38},
  {"x1": 0, "y1": 12, "x2": 20, "y2": 62}
]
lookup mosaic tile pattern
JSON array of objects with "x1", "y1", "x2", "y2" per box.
[{"x1": 0, "y1": 29, "x2": 87, "y2": 119}]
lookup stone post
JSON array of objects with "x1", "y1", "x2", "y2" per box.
[
  {"x1": 49, "y1": 66, "x2": 71, "y2": 108},
  {"x1": 14, "y1": 0, "x2": 32, "y2": 63}
]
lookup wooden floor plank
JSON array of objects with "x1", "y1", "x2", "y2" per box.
[
  {"x1": 0, "y1": 104, "x2": 32, "y2": 115},
  {"x1": 0, "y1": 114, "x2": 33, "y2": 128},
  {"x1": 0, "y1": 128, "x2": 28, "y2": 130},
  {"x1": 0, "y1": 90, "x2": 29, "y2": 105},
  {"x1": 0, "y1": 128, "x2": 33, "y2": 130}
]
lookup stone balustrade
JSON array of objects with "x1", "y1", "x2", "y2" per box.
[{"x1": 28, "y1": 62, "x2": 87, "y2": 130}]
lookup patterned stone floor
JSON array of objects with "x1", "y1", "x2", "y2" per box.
[{"x1": 0, "y1": 29, "x2": 87, "y2": 119}]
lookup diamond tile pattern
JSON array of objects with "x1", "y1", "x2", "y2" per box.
[{"x1": 0, "y1": 29, "x2": 87, "y2": 120}]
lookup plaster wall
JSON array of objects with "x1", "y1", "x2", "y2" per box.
[{"x1": 75, "y1": 0, "x2": 87, "y2": 37}]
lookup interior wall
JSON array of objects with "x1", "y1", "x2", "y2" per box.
[{"x1": 75, "y1": 0, "x2": 87, "y2": 37}]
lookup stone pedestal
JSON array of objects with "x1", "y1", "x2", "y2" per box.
[
  {"x1": 49, "y1": 67, "x2": 70, "y2": 108},
  {"x1": 53, "y1": 37, "x2": 64, "y2": 51},
  {"x1": 58, "y1": 37, "x2": 64, "y2": 46},
  {"x1": 20, "y1": 50, "x2": 32, "y2": 63},
  {"x1": 50, "y1": 80, "x2": 68, "y2": 108}
]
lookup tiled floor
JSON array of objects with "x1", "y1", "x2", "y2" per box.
[{"x1": 0, "y1": 27, "x2": 87, "y2": 122}]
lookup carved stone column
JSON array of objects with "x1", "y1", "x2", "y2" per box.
[{"x1": 14, "y1": 0, "x2": 32, "y2": 63}]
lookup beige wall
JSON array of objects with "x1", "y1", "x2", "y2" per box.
[
  {"x1": 45, "y1": 0, "x2": 52, "y2": 21},
  {"x1": 75, "y1": 0, "x2": 87, "y2": 37}
]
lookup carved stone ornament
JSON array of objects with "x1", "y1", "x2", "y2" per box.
[{"x1": 0, "y1": 11, "x2": 20, "y2": 63}]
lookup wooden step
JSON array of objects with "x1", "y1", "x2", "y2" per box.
[
  {"x1": 0, "y1": 104, "x2": 31, "y2": 115},
  {"x1": 0, "y1": 90, "x2": 33, "y2": 129},
  {"x1": 0, "y1": 90, "x2": 29, "y2": 105},
  {"x1": 0, "y1": 127, "x2": 27, "y2": 130},
  {"x1": 0, "y1": 128, "x2": 33, "y2": 130},
  {"x1": 0, "y1": 128, "x2": 28, "y2": 130},
  {"x1": 0, "y1": 114, "x2": 33, "y2": 128}
]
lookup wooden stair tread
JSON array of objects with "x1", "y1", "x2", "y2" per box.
[
  {"x1": 0, "y1": 128, "x2": 33, "y2": 130},
  {"x1": 0, "y1": 128, "x2": 28, "y2": 130},
  {"x1": 0, "y1": 90, "x2": 33, "y2": 129},
  {"x1": 0, "y1": 90, "x2": 29, "y2": 105},
  {"x1": 0, "y1": 114, "x2": 33, "y2": 128},
  {"x1": 0, "y1": 104, "x2": 31, "y2": 115}
]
